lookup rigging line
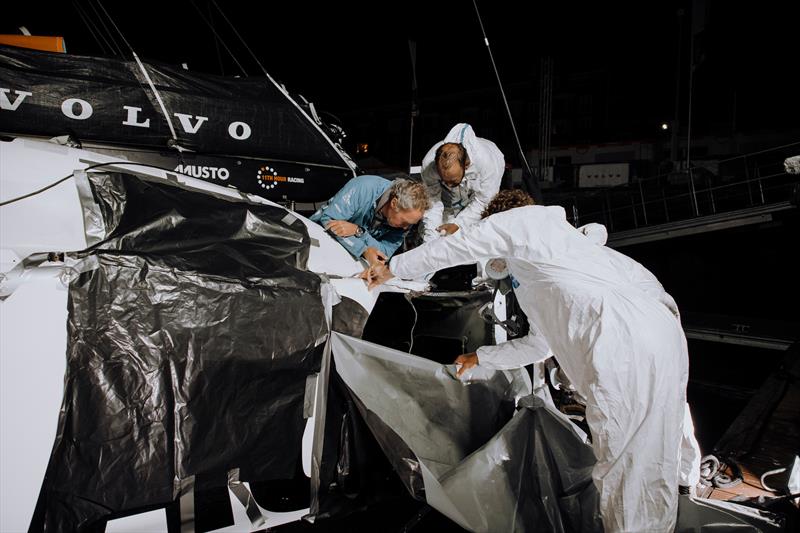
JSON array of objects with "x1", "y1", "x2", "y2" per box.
[
  {"x1": 408, "y1": 40, "x2": 418, "y2": 172},
  {"x1": 95, "y1": 0, "x2": 135, "y2": 55},
  {"x1": 133, "y1": 52, "x2": 180, "y2": 142},
  {"x1": 187, "y1": 0, "x2": 249, "y2": 77},
  {"x1": 94, "y1": 1, "x2": 180, "y2": 143},
  {"x1": 72, "y1": 0, "x2": 111, "y2": 56},
  {"x1": 715, "y1": 140, "x2": 800, "y2": 164},
  {"x1": 471, "y1": 0, "x2": 538, "y2": 200},
  {"x1": 72, "y1": 0, "x2": 112, "y2": 56},
  {"x1": 86, "y1": 0, "x2": 127, "y2": 58},
  {"x1": 82, "y1": 0, "x2": 122, "y2": 57},
  {"x1": 569, "y1": 171, "x2": 794, "y2": 221},
  {"x1": 207, "y1": 0, "x2": 226, "y2": 76},
  {"x1": 210, "y1": 0, "x2": 269, "y2": 77}
]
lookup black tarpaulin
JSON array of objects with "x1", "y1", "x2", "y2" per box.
[
  {"x1": 76, "y1": 171, "x2": 313, "y2": 270},
  {"x1": 29, "y1": 172, "x2": 327, "y2": 532}
]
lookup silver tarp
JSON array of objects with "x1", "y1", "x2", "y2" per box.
[
  {"x1": 329, "y1": 333, "x2": 786, "y2": 532},
  {"x1": 330, "y1": 333, "x2": 602, "y2": 532}
]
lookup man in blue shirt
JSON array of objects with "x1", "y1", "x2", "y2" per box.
[{"x1": 310, "y1": 175, "x2": 430, "y2": 266}]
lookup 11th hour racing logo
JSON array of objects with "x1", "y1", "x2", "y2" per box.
[{"x1": 256, "y1": 164, "x2": 304, "y2": 190}]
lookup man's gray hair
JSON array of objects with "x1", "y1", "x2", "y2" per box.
[{"x1": 390, "y1": 178, "x2": 431, "y2": 211}]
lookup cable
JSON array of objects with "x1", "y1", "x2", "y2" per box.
[
  {"x1": 760, "y1": 467, "x2": 787, "y2": 492},
  {"x1": 408, "y1": 39, "x2": 418, "y2": 173},
  {"x1": 404, "y1": 292, "x2": 418, "y2": 354},
  {"x1": 132, "y1": 51, "x2": 180, "y2": 143},
  {"x1": 581, "y1": 141, "x2": 800, "y2": 194},
  {"x1": 0, "y1": 174, "x2": 74, "y2": 207},
  {"x1": 89, "y1": 2, "x2": 182, "y2": 146},
  {"x1": 86, "y1": 0, "x2": 126, "y2": 58},
  {"x1": 569, "y1": 170, "x2": 794, "y2": 222},
  {"x1": 187, "y1": 0, "x2": 249, "y2": 77},
  {"x1": 471, "y1": 0, "x2": 540, "y2": 203},
  {"x1": 715, "y1": 140, "x2": 800, "y2": 165},
  {"x1": 72, "y1": 0, "x2": 112, "y2": 56},
  {"x1": 94, "y1": 0, "x2": 135, "y2": 55},
  {"x1": 73, "y1": 0, "x2": 162, "y2": 138},
  {"x1": 93, "y1": 2, "x2": 177, "y2": 142},
  {"x1": 0, "y1": 161, "x2": 207, "y2": 207},
  {"x1": 711, "y1": 459, "x2": 743, "y2": 489},
  {"x1": 210, "y1": 0, "x2": 270, "y2": 77},
  {"x1": 207, "y1": 1, "x2": 226, "y2": 76}
]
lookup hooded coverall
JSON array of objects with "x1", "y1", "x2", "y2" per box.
[
  {"x1": 420, "y1": 123, "x2": 505, "y2": 241},
  {"x1": 390, "y1": 205, "x2": 693, "y2": 532}
]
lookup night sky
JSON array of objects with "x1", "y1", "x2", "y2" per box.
[{"x1": 3, "y1": 1, "x2": 799, "y2": 154}]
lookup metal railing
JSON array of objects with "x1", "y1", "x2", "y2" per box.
[{"x1": 560, "y1": 141, "x2": 800, "y2": 231}]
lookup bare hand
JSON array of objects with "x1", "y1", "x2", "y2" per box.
[
  {"x1": 359, "y1": 263, "x2": 394, "y2": 290},
  {"x1": 454, "y1": 352, "x2": 479, "y2": 377},
  {"x1": 326, "y1": 220, "x2": 359, "y2": 237},
  {"x1": 437, "y1": 223, "x2": 460, "y2": 236},
  {"x1": 362, "y1": 246, "x2": 388, "y2": 267}
]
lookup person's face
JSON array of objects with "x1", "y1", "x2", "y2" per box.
[
  {"x1": 384, "y1": 198, "x2": 423, "y2": 229},
  {"x1": 438, "y1": 162, "x2": 465, "y2": 189}
]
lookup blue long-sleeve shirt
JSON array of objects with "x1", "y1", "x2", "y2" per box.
[{"x1": 310, "y1": 175, "x2": 408, "y2": 260}]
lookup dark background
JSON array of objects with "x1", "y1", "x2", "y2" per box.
[{"x1": 3, "y1": 1, "x2": 799, "y2": 167}]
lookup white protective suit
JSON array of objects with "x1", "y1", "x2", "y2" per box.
[
  {"x1": 420, "y1": 123, "x2": 504, "y2": 242},
  {"x1": 390, "y1": 205, "x2": 691, "y2": 532}
]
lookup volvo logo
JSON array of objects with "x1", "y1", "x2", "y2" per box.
[{"x1": 1, "y1": 88, "x2": 253, "y2": 141}]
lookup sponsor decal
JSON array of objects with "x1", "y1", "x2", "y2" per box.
[
  {"x1": 1, "y1": 88, "x2": 253, "y2": 141},
  {"x1": 256, "y1": 164, "x2": 305, "y2": 189},
  {"x1": 174, "y1": 164, "x2": 230, "y2": 181}
]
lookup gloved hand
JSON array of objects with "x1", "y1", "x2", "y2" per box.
[{"x1": 454, "y1": 352, "x2": 479, "y2": 377}]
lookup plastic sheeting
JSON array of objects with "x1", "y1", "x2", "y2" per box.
[
  {"x1": 74, "y1": 171, "x2": 313, "y2": 270},
  {"x1": 325, "y1": 333, "x2": 786, "y2": 532},
  {"x1": 29, "y1": 172, "x2": 327, "y2": 532},
  {"x1": 328, "y1": 333, "x2": 603, "y2": 533},
  {"x1": 309, "y1": 362, "x2": 412, "y2": 521}
]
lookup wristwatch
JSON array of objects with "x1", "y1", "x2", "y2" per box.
[{"x1": 355, "y1": 226, "x2": 365, "y2": 237}]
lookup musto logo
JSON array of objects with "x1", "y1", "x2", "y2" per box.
[
  {"x1": 174, "y1": 164, "x2": 229, "y2": 180},
  {"x1": 256, "y1": 165, "x2": 305, "y2": 190}
]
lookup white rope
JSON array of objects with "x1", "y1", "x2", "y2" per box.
[
  {"x1": 132, "y1": 52, "x2": 179, "y2": 144},
  {"x1": 92, "y1": 1, "x2": 182, "y2": 148}
]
